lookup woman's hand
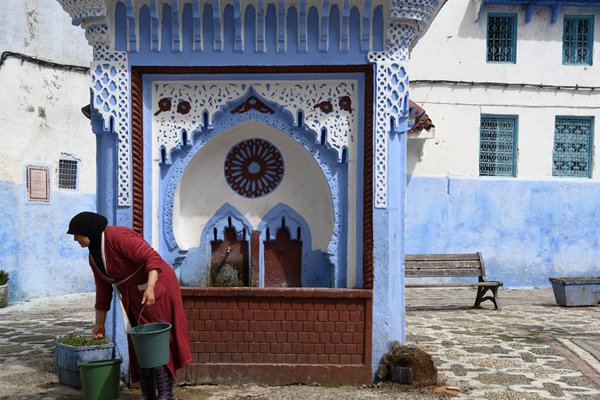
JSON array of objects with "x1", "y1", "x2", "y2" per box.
[
  {"x1": 142, "y1": 286, "x2": 156, "y2": 305},
  {"x1": 92, "y1": 324, "x2": 105, "y2": 339}
]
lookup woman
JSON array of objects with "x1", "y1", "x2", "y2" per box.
[{"x1": 67, "y1": 211, "x2": 191, "y2": 400}]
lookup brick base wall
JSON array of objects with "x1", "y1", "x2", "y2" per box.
[{"x1": 180, "y1": 287, "x2": 373, "y2": 385}]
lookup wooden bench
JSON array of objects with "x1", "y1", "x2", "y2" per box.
[{"x1": 404, "y1": 252, "x2": 503, "y2": 310}]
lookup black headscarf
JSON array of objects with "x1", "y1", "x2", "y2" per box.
[{"x1": 68, "y1": 212, "x2": 109, "y2": 275}]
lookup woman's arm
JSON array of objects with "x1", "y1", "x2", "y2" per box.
[
  {"x1": 142, "y1": 269, "x2": 159, "y2": 305},
  {"x1": 92, "y1": 309, "x2": 107, "y2": 339}
]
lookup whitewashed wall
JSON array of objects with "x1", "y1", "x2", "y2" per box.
[
  {"x1": 406, "y1": 0, "x2": 600, "y2": 287},
  {"x1": 0, "y1": 0, "x2": 96, "y2": 300}
]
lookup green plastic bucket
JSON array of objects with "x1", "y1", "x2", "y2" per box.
[
  {"x1": 78, "y1": 359, "x2": 121, "y2": 400},
  {"x1": 128, "y1": 322, "x2": 172, "y2": 368}
]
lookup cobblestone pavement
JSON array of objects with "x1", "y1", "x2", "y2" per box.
[{"x1": 0, "y1": 288, "x2": 599, "y2": 399}]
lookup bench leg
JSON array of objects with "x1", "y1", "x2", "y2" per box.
[{"x1": 473, "y1": 286, "x2": 501, "y2": 310}]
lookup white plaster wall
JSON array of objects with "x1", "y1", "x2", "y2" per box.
[
  {"x1": 172, "y1": 121, "x2": 335, "y2": 251},
  {"x1": 408, "y1": 0, "x2": 600, "y2": 179}
]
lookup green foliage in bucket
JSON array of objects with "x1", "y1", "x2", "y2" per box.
[
  {"x1": 0, "y1": 269, "x2": 9, "y2": 286},
  {"x1": 56, "y1": 332, "x2": 111, "y2": 347}
]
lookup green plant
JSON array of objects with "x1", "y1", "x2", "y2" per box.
[
  {"x1": 0, "y1": 269, "x2": 9, "y2": 286},
  {"x1": 56, "y1": 333, "x2": 111, "y2": 346}
]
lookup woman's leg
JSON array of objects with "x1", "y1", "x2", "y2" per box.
[
  {"x1": 155, "y1": 365, "x2": 176, "y2": 400},
  {"x1": 138, "y1": 367, "x2": 156, "y2": 400}
]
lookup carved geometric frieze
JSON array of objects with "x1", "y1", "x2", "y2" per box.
[{"x1": 152, "y1": 80, "x2": 357, "y2": 163}]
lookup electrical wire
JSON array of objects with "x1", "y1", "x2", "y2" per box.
[
  {"x1": 0, "y1": 51, "x2": 89, "y2": 73},
  {"x1": 411, "y1": 79, "x2": 598, "y2": 92}
]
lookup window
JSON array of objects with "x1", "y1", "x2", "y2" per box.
[
  {"x1": 479, "y1": 115, "x2": 518, "y2": 177},
  {"x1": 563, "y1": 15, "x2": 594, "y2": 65},
  {"x1": 487, "y1": 13, "x2": 517, "y2": 63},
  {"x1": 58, "y1": 158, "x2": 78, "y2": 190},
  {"x1": 553, "y1": 117, "x2": 594, "y2": 177}
]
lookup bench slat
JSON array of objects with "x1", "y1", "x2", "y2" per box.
[
  {"x1": 405, "y1": 254, "x2": 480, "y2": 262},
  {"x1": 406, "y1": 268, "x2": 482, "y2": 278},
  {"x1": 406, "y1": 282, "x2": 501, "y2": 288}
]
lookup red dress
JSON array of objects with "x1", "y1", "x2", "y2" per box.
[{"x1": 90, "y1": 226, "x2": 191, "y2": 381}]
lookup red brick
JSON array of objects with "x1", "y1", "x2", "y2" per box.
[
  {"x1": 335, "y1": 302, "x2": 348, "y2": 311},
  {"x1": 298, "y1": 332, "x2": 309, "y2": 343},
  {"x1": 199, "y1": 331, "x2": 211, "y2": 341},
  {"x1": 248, "y1": 321, "x2": 260, "y2": 332},
  {"x1": 324, "y1": 344, "x2": 336, "y2": 354},
  {"x1": 221, "y1": 309, "x2": 233, "y2": 320},
  {"x1": 205, "y1": 342, "x2": 216, "y2": 352},
  {"x1": 356, "y1": 323, "x2": 364, "y2": 333},
  {"x1": 295, "y1": 310, "x2": 307, "y2": 321},
  {"x1": 209, "y1": 332, "x2": 221, "y2": 341},
  {"x1": 345, "y1": 323, "x2": 356, "y2": 333},
  {"x1": 342, "y1": 333, "x2": 352, "y2": 344},
  {"x1": 349, "y1": 311, "x2": 361, "y2": 322},
  {"x1": 292, "y1": 321, "x2": 302, "y2": 331},
  {"x1": 324, "y1": 322, "x2": 336, "y2": 333},
  {"x1": 259, "y1": 300, "x2": 270, "y2": 310},
  {"x1": 198, "y1": 353, "x2": 209, "y2": 363},
  {"x1": 313, "y1": 302, "x2": 325, "y2": 311},
  {"x1": 302, "y1": 321, "x2": 314, "y2": 331},
  {"x1": 281, "y1": 321, "x2": 292, "y2": 331},
  {"x1": 306, "y1": 310, "x2": 317, "y2": 321},
  {"x1": 340, "y1": 355, "x2": 351, "y2": 364},
  {"x1": 347, "y1": 303, "x2": 358, "y2": 311},
  {"x1": 317, "y1": 311, "x2": 328, "y2": 322},
  {"x1": 292, "y1": 342, "x2": 302, "y2": 353},
  {"x1": 318, "y1": 354, "x2": 329, "y2": 363},
  {"x1": 242, "y1": 353, "x2": 253, "y2": 363},
  {"x1": 232, "y1": 310, "x2": 243, "y2": 320},
  {"x1": 237, "y1": 343, "x2": 249, "y2": 353},
  {"x1": 263, "y1": 353, "x2": 275, "y2": 363},
  {"x1": 232, "y1": 331, "x2": 243, "y2": 341},
  {"x1": 314, "y1": 322, "x2": 325, "y2": 333},
  {"x1": 270, "y1": 301, "x2": 282, "y2": 310},
  {"x1": 231, "y1": 353, "x2": 242, "y2": 363},
  {"x1": 346, "y1": 344, "x2": 357, "y2": 354},
  {"x1": 320, "y1": 333, "x2": 331, "y2": 344},
  {"x1": 331, "y1": 332, "x2": 341, "y2": 343},
  {"x1": 205, "y1": 300, "x2": 217, "y2": 310},
  {"x1": 281, "y1": 343, "x2": 292, "y2": 354},
  {"x1": 248, "y1": 300, "x2": 260, "y2": 310},
  {"x1": 335, "y1": 322, "x2": 346, "y2": 332},
  {"x1": 259, "y1": 321, "x2": 270, "y2": 331},
  {"x1": 199, "y1": 310, "x2": 211, "y2": 320},
  {"x1": 205, "y1": 320, "x2": 216, "y2": 331},
  {"x1": 243, "y1": 332, "x2": 254, "y2": 342},
  {"x1": 210, "y1": 310, "x2": 221, "y2": 320},
  {"x1": 193, "y1": 320, "x2": 205, "y2": 331},
  {"x1": 314, "y1": 343, "x2": 324, "y2": 354},
  {"x1": 255, "y1": 332, "x2": 265, "y2": 342},
  {"x1": 297, "y1": 353, "x2": 308, "y2": 363},
  {"x1": 192, "y1": 342, "x2": 204, "y2": 352},
  {"x1": 309, "y1": 332, "x2": 319, "y2": 343},
  {"x1": 220, "y1": 353, "x2": 232, "y2": 363},
  {"x1": 216, "y1": 342, "x2": 227, "y2": 353},
  {"x1": 329, "y1": 354, "x2": 340, "y2": 364},
  {"x1": 285, "y1": 310, "x2": 295, "y2": 320},
  {"x1": 353, "y1": 333, "x2": 363, "y2": 344},
  {"x1": 351, "y1": 355, "x2": 363, "y2": 364},
  {"x1": 215, "y1": 320, "x2": 227, "y2": 331},
  {"x1": 243, "y1": 310, "x2": 254, "y2": 320},
  {"x1": 259, "y1": 343, "x2": 270, "y2": 353},
  {"x1": 237, "y1": 299, "x2": 249, "y2": 309},
  {"x1": 216, "y1": 300, "x2": 229, "y2": 309},
  {"x1": 336, "y1": 344, "x2": 346, "y2": 354},
  {"x1": 274, "y1": 354, "x2": 286, "y2": 363},
  {"x1": 324, "y1": 301, "x2": 336, "y2": 311},
  {"x1": 249, "y1": 343, "x2": 260, "y2": 353},
  {"x1": 338, "y1": 311, "x2": 350, "y2": 322},
  {"x1": 187, "y1": 309, "x2": 199, "y2": 320},
  {"x1": 302, "y1": 343, "x2": 314, "y2": 354},
  {"x1": 302, "y1": 302, "x2": 314, "y2": 311},
  {"x1": 288, "y1": 332, "x2": 299, "y2": 343},
  {"x1": 226, "y1": 320, "x2": 237, "y2": 331},
  {"x1": 285, "y1": 354, "x2": 296, "y2": 363},
  {"x1": 255, "y1": 310, "x2": 272, "y2": 320},
  {"x1": 226, "y1": 342, "x2": 237, "y2": 353},
  {"x1": 276, "y1": 332, "x2": 287, "y2": 342},
  {"x1": 274, "y1": 309, "x2": 286, "y2": 320},
  {"x1": 307, "y1": 354, "x2": 318, "y2": 363},
  {"x1": 265, "y1": 332, "x2": 276, "y2": 342},
  {"x1": 328, "y1": 312, "x2": 339, "y2": 322},
  {"x1": 192, "y1": 354, "x2": 199, "y2": 363},
  {"x1": 292, "y1": 302, "x2": 303, "y2": 310},
  {"x1": 252, "y1": 354, "x2": 264, "y2": 363},
  {"x1": 188, "y1": 331, "x2": 199, "y2": 341},
  {"x1": 238, "y1": 321, "x2": 249, "y2": 331},
  {"x1": 271, "y1": 343, "x2": 282, "y2": 353},
  {"x1": 193, "y1": 299, "x2": 205, "y2": 309},
  {"x1": 271, "y1": 321, "x2": 282, "y2": 331}
]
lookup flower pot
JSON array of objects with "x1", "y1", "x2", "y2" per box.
[
  {"x1": 0, "y1": 283, "x2": 7, "y2": 308},
  {"x1": 549, "y1": 277, "x2": 600, "y2": 307},
  {"x1": 55, "y1": 342, "x2": 115, "y2": 388},
  {"x1": 79, "y1": 359, "x2": 122, "y2": 400}
]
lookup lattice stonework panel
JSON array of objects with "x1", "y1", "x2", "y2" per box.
[
  {"x1": 152, "y1": 80, "x2": 357, "y2": 163},
  {"x1": 479, "y1": 116, "x2": 517, "y2": 177},
  {"x1": 553, "y1": 117, "x2": 594, "y2": 178},
  {"x1": 91, "y1": 50, "x2": 131, "y2": 206}
]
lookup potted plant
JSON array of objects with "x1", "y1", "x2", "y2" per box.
[
  {"x1": 55, "y1": 333, "x2": 114, "y2": 388},
  {"x1": 0, "y1": 269, "x2": 9, "y2": 308},
  {"x1": 549, "y1": 276, "x2": 600, "y2": 306},
  {"x1": 382, "y1": 341, "x2": 437, "y2": 386}
]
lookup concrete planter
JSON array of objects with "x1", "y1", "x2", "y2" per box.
[
  {"x1": 549, "y1": 277, "x2": 600, "y2": 307},
  {"x1": 0, "y1": 283, "x2": 7, "y2": 308}
]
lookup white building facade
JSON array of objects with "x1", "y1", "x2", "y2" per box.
[{"x1": 407, "y1": 0, "x2": 600, "y2": 287}]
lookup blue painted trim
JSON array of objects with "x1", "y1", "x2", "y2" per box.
[
  {"x1": 479, "y1": 114, "x2": 519, "y2": 177},
  {"x1": 172, "y1": 0, "x2": 181, "y2": 52},
  {"x1": 552, "y1": 115, "x2": 594, "y2": 178},
  {"x1": 477, "y1": 0, "x2": 600, "y2": 23},
  {"x1": 562, "y1": 15, "x2": 594, "y2": 65}
]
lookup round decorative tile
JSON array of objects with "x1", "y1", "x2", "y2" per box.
[{"x1": 224, "y1": 139, "x2": 284, "y2": 198}]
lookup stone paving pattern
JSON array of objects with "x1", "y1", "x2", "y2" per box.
[{"x1": 0, "y1": 288, "x2": 599, "y2": 399}]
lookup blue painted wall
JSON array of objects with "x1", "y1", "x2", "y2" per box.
[
  {"x1": 405, "y1": 176, "x2": 600, "y2": 287},
  {"x1": 0, "y1": 181, "x2": 96, "y2": 301}
]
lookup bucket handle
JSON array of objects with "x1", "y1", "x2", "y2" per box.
[{"x1": 135, "y1": 304, "x2": 164, "y2": 327}]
